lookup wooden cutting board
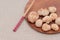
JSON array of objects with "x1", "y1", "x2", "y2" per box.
[{"x1": 25, "y1": 0, "x2": 60, "y2": 34}]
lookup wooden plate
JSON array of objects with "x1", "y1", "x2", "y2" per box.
[{"x1": 25, "y1": 0, "x2": 60, "y2": 34}]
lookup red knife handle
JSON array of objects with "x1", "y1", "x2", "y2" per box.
[{"x1": 13, "y1": 16, "x2": 25, "y2": 32}]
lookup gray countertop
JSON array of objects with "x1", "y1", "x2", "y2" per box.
[{"x1": 0, "y1": 0, "x2": 60, "y2": 40}]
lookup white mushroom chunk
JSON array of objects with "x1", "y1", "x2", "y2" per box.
[
  {"x1": 42, "y1": 23, "x2": 51, "y2": 31},
  {"x1": 51, "y1": 24, "x2": 59, "y2": 31},
  {"x1": 55, "y1": 17, "x2": 60, "y2": 25},
  {"x1": 42, "y1": 16, "x2": 52, "y2": 23},
  {"x1": 48, "y1": 6, "x2": 56, "y2": 13},
  {"x1": 50, "y1": 13, "x2": 58, "y2": 20},
  {"x1": 28, "y1": 11, "x2": 39, "y2": 23},
  {"x1": 38, "y1": 8, "x2": 49, "y2": 16},
  {"x1": 35, "y1": 19, "x2": 43, "y2": 27}
]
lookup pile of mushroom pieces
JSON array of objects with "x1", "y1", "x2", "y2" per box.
[{"x1": 28, "y1": 6, "x2": 60, "y2": 32}]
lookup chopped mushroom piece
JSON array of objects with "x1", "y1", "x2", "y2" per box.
[
  {"x1": 51, "y1": 24, "x2": 59, "y2": 31},
  {"x1": 38, "y1": 8, "x2": 49, "y2": 16},
  {"x1": 42, "y1": 16, "x2": 52, "y2": 23},
  {"x1": 55, "y1": 17, "x2": 60, "y2": 25},
  {"x1": 42, "y1": 23, "x2": 51, "y2": 31},
  {"x1": 50, "y1": 13, "x2": 58, "y2": 20},
  {"x1": 35, "y1": 19, "x2": 43, "y2": 27},
  {"x1": 28, "y1": 11, "x2": 39, "y2": 23},
  {"x1": 48, "y1": 6, "x2": 56, "y2": 13}
]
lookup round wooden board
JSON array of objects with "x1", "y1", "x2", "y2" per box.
[{"x1": 25, "y1": 0, "x2": 60, "y2": 34}]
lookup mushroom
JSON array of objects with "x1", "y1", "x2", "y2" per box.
[
  {"x1": 42, "y1": 16, "x2": 52, "y2": 23},
  {"x1": 50, "y1": 13, "x2": 58, "y2": 20},
  {"x1": 55, "y1": 17, "x2": 60, "y2": 25},
  {"x1": 51, "y1": 24, "x2": 59, "y2": 31},
  {"x1": 42, "y1": 23, "x2": 51, "y2": 31},
  {"x1": 35, "y1": 19, "x2": 43, "y2": 27},
  {"x1": 28, "y1": 11, "x2": 39, "y2": 23},
  {"x1": 38, "y1": 8, "x2": 49, "y2": 16},
  {"x1": 48, "y1": 6, "x2": 56, "y2": 13}
]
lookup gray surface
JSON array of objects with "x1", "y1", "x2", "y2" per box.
[{"x1": 0, "y1": 0, "x2": 60, "y2": 40}]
